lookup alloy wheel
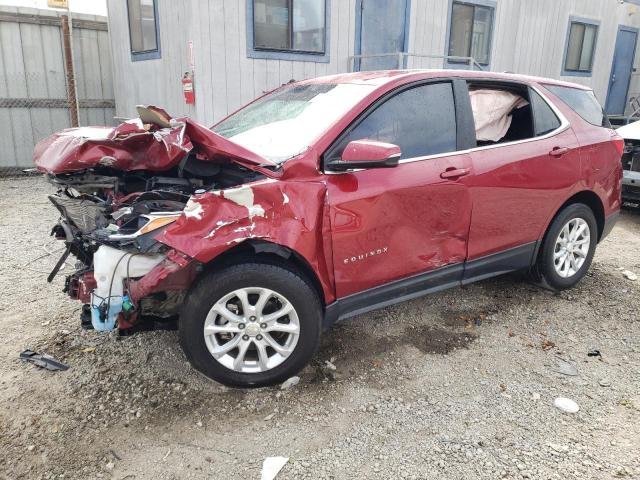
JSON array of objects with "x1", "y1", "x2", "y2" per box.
[
  {"x1": 553, "y1": 218, "x2": 590, "y2": 278},
  {"x1": 203, "y1": 287, "x2": 300, "y2": 373}
]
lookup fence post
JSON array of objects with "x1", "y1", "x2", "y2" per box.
[{"x1": 61, "y1": 14, "x2": 79, "y2": 127}]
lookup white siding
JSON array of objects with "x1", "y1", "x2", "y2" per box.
[
  {"x1": 107, "y1": 0, "x2": 357, "y2": 125},
  {"x1": 107, "y1": 0, "x2": 640, "y2": 122}
]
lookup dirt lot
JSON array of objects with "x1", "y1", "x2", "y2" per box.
[{"x1": 1, "y1": 176, "x2": 639, "y2": 480}]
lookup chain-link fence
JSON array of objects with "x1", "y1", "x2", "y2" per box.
[{"x1": 0, "y1": 7, "x2": 115, "y2": 176}]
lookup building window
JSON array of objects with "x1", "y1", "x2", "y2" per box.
[
  {"x1": 127, "y1": 0, "x2": 160, "y2": 61},
  {"x1": 563, "y1": 19, "x2": 599, "y2": 76},
  {"x1": 253, "y1": 0, "x2": 325, "y2": 53},
  {"x1": 447, "y1": 1, "x2": 495, "y2": 67},
  {"x1": 247, "y1": 0, "x2": 330, "y2": 62}
]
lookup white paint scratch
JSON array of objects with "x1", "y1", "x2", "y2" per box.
[
  {"x1": 183, "y1": 199, "x2": 204, "y2": 220},
  {"x1": 233, "y1": 224, "x2": 256, "y2": 233},
  {"x1": 205, "y1": 220, "x2": 235, "y2": 238},
  {"x1": 222, "y1": 185, "x2": 265, "y2": 219}
]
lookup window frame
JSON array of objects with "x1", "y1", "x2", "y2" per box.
[
  {"x1": 561, "y1": 16, "x2": 600, "y2": 77},
  {"x1": 528, "y1": 87, "x2": 562, "y2": 137},
  {"x1": 126, "y1": 0, "x2": 161, "y2": 61},
  {"x1": 323, "y1": 79, "x2": 571, "y2": 174},
  {"x1": 444, "y1": 0, "x2": 497, "y2": 69},
  {"x1": 247, "y1": 0, "x2": 331, "y2": 63},
  {"x1": 543, "y1": 84, "x2": 611, "y2": 128},
  {"x1": 322, "y1": 79, "x2": 474, "y2": 171}
]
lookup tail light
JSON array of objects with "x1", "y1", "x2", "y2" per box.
[{"x1": 612, "y1": 134, "x2": 625, "y2": 157}]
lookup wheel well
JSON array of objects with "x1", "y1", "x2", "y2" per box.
[
  {"x1": 556, "y1": 191, "x2": 605, "y2": 241},
  {"x1": 201, "y1": 240, "x2": 326, "y2": 305}
]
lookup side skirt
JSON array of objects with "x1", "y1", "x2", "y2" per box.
[{"x1": 323, "y1": 241, "x2": 537, "y2": 329}]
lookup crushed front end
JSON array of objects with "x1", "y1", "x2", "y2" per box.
[
  {"x1": 47, "y1": 181, "x2": 198, "y2": 332},
  {"x1": 36, "y1": 106, "x2": 274, "y2": 333}
]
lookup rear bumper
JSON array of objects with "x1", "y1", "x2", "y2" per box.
[
  {"x1": 601, "y1": 211, "x2": 620, "y2": 241},
  {"x1": 622, "y1": 183, "x2": 640, "y2": 202},
  {"x1": 622, "y1": 170, "x2": 640, "y2": 202}
]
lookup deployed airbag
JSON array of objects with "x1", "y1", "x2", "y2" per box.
[{"x1": 469, "y1": 89, "x2": 529, "y2": 142}]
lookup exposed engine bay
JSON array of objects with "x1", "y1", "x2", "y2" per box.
[
  {"x1": 36, "y1": 106, "x2": 271, "y2": 333},
  {"x1": 615, "y1": 120, "x2": 640, "y2": 203}
]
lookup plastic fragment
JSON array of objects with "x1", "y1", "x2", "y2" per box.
[
  {"x1": 261, "y1": 457, "x2": 289, "y2": 480},
  {"x1": 622, "y1": 270, "x2": 637, "y2": 281},
  {"x1": 19, "y1": 350, "x2": 69, "y2": 371},
  {"x1": 280, "y1": 376, "x2": 300, "y2": 390},
  {"x1": 553, "y1": 359, "x2": 578, "y2": 376},
  {"x1": 554, "y1": 397, "x2": 579, "y2": 413}
]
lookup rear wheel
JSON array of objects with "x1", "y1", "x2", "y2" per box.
[
  {"x1": 535, "y1": 203, "x2": 598, "y2": 290},
  {"x1": 179, "y1": 262, "x2": 322, "y2": 387}
]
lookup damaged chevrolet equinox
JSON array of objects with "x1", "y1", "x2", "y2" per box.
[{"x1": 34, "y1": 71, "x2": 622, "y2": 387}]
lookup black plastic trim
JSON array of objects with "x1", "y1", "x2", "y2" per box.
[
  {"x1": 462, "y1": 241, "x2": 537, "y2": 285},
  {"x1": 600, "y1": 211, "x2": 620, "y2": 241},
  {"x1": 452, "y1": 78, "x2": 477, "y2": 150},
  {"x1": 323, "y1": 241, "x2": 538, "y2": 329},
  {"x1": 324, "y1": 263, "x2": 463, "y2": 328}
]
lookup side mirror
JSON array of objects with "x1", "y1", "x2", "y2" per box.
[{"x1": 327, "y1": 139, "x2": 401, "y2": 171}]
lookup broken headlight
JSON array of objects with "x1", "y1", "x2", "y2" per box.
[{"x1": 108, "y1": 213, "x2": 181, "y2": 241}]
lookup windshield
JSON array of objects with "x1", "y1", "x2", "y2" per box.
[{"x1": 212, "y1": 82, "x2": 378, "y2": 163}]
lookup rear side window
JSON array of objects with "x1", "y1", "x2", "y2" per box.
[
  {"x1": 544, "y1": 85, "x2": 610, "y2": 127},
  {"x1": 530, "y1": 90, "x2": 561, "y2": 136},
  {"x1": 337, "y1": 82, "x2": 457, "y2": 159}
]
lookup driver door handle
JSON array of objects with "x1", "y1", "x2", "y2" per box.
[
  {"x1": 549, "y1": 147, "x2": 570, "y2": 157},
  {"x1": 440, "y1": 167, "x2": 471, "y2": 179}
]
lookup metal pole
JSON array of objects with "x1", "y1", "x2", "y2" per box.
[{"x1": 61, "y1": 14, "x2": 79, "y2": 127}]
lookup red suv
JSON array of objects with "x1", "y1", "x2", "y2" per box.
[{"x1": 34, "y1": 70, "x2": 622, "y2": 387}]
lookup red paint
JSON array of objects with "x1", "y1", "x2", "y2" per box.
[
  {"x1": 33, "y1": 107, "x2": 275, "y2": 174},
  {"x1": 341, "y1": 139, "x2": 401, "y2": 162},
  {"x1": 128, "y1": 250, "x2": 197, "y2": 303},
  {"x1": 67, "y1": 272, "x2": 96, "y2": 304},
  {"x1": 182, "y1": 72, "x2": 195, "y2": 104},
  {"x1": 39, "y1": 70, "x2": 622, "y2": 309}
]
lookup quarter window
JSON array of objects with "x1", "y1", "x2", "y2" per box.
[
  {"x1": 530, "y1": 90, "x2": 561, "y2": 136},
  {"x1": 448, "y1": 1, "x2": 495, "y2": 66},
  {"x1": 564, "y1": 20, "x2": 598, "y2": 74},
  {"x1": 338, "y1": 83, "x2": 457, "y2": 160},
  {"x1": 253, "y1": 0, "x2": 326, "y2": 54},
  {"x1": 545, "y1": 85, "x2": 610, "y2": 127},
  {"x1": 127, "y1": 0, "x2": 160, "y2": 60}
]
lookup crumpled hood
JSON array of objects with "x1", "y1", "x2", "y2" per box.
[{"x1": 33, "y1": 105, "x2": 275, "y2": 174}]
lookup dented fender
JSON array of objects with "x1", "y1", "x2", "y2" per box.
[{"x1": 156, "y1": 179, "x2": 336, "y2": 304}]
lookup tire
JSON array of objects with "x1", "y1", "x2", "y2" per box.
[
  {"x1": 535, "y1": 203, "x2": 598, "y2": 290},
  {"x1": 179, "y1": 262, "x2": 322, "y2": 388}
]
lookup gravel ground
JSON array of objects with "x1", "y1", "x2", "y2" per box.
[{"x1": 1, "y1": 176, "x2": 639, "y2": 480}]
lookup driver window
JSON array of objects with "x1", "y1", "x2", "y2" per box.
[{"x1": 337, "y1": 82, "x2": 457, "y2": 160}]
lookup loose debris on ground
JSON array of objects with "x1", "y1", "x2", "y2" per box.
[{"x1": 1, "y1": 177, "x2": 639, "y2": 479}]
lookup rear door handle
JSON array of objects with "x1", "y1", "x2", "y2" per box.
[
  {"x1": 549, "y1": 147, "x2": 570, "y2": 157},
  {"x1": 440, "y1": 167, "x2": 471, "y2": 179}
]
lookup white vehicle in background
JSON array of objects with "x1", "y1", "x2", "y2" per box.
[{"x1": 617, "y1": 120, "x2": 640, "y2": 204}]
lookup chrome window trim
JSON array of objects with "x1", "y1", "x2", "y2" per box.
[{"x1": 324, "y1": 84, "x2": 570, "y2": 174}]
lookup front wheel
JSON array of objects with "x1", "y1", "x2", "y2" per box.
[
  {"x1": 535, "y1": 203, "x2": 598, "y2": 290},
  {"x1": 179, "y1": 262, "x2": 322, "y2": 387}
]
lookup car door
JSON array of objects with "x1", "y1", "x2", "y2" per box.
[
  {"x1": 325, "y1": 80, "x2": 474, "y2": 299},
  {"x1": 465, "y1": 83, "x2": 581, "y2": 274}
]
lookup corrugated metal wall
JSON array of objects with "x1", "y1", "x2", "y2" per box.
[
  {"x1": 0, "y1": 6, "x2": 115, "y2": 171},
  {"x1": 107, "y1": 0, "x2": 640, "y2": 124}
]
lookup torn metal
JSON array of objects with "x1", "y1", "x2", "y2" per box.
[{"x1": 34, "y1": 105, "x2": 334, "y2": 333}]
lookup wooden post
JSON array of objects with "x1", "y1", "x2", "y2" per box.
[{"x1": 61, "y1": 14, "x2": 79, "y2": 127}]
